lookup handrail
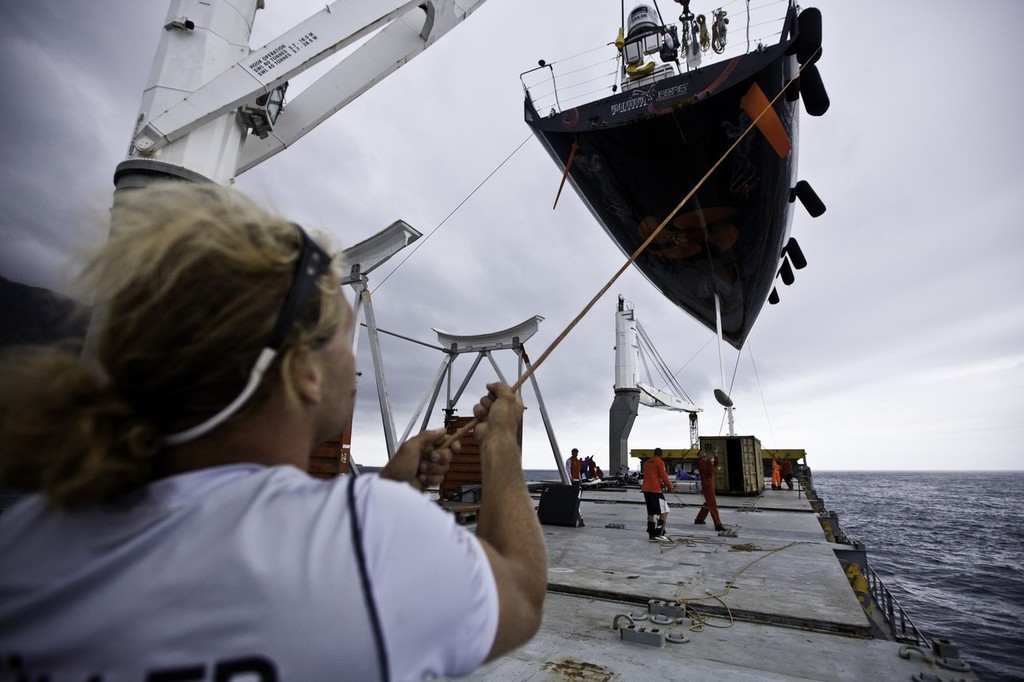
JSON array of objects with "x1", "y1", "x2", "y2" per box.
[
  {"x1": 519, "y1": 2, "x2": 791, "y2": 117},
  {"x1": 865, "y1": 565, "x2": 929, "y2": 647}
]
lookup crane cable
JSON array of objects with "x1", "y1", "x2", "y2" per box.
[
  {"x1": 714, "y1": 341, "x2": 778, "y2": 444},
  {"x1": 746, "y1": 341, "x2": 779, "y2": 448},
  {"x1": 717, "y1": 346, "x2": 743, "y2": 435},
  {"x1": 371, "y1": 133, "x2": 533, "y2": 295}
]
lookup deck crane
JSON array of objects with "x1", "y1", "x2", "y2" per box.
[
  {"x1": 115, "y1": 0, "x2": 487, "y2": 193},
  {"x1": 104, "y1": 0, "x2": 488, "y2": 466},
  {"x1": 609, "y1": 295, "x2": 701, "y2": 476}
]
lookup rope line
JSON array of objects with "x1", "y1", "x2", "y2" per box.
[
  {"x1": 549, "y1": 523, "x2": 582, "y2": 566},
  {"x1": 673, "y1": 539, "x2": 804, "y2": 631},
  {"x1": 372, "y1": 133, "x2": 534, "y2": 294}
]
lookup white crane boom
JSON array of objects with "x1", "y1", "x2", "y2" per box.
[
  {"x1": 117, "y1": 0, "x2": 486, "y2": 188},
  {"x1": 614, "y1": 297, "x2": 699, "y2": 414}
]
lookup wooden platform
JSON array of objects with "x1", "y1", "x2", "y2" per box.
[{"x1": 438, "y1": 416, "x2": 482, "y2": 506}]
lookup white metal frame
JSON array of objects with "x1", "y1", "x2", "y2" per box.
[
  {"x1": 340, "y1": 220, "x2": 421, "y2": 460},
  {"x1": 407, "y1": 316, "x2": 570, "y2": 483},
  {"x1": 117, "y1": 0, "x2": 488, "y2": 187}
]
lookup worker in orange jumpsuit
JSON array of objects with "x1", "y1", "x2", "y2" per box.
[
  {"x1": 567, "y1": 448, "x2": 582, "y2": 482},
  {"x1": 642, "y1": 448, "x2": 675, "y2": 541},
  {"x1": 694, "y1": 449, "x2": 725, "y2": 531},
  {"x1": 771, "y1": 455, "x2": 782, "y2": 490},
  {"x1": 781, "y1": 458, "x2": 794, "y2": 490}
]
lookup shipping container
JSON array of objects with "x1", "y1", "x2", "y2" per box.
[
  {"x1": 308, "y1": 430, "x2": 351, "y2": 479},
  {"x1": 700, "y1": 435, "x2": 762, "y2": 495}
]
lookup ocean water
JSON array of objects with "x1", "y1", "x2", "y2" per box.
[
  {"x1": 813, "y1": 471, "x2": 1024, "y2": 682},
  {"x1": 524, "y1": 469, "x2": 1024, "y2": 681}
]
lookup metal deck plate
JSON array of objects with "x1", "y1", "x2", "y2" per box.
[{"x1": 442, "y1": 485, "x2": 975, "y2": 680}]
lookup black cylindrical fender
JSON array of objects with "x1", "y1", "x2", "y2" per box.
[{"x1": 800, "y1": 63, "x2": 830, "y2": 116}]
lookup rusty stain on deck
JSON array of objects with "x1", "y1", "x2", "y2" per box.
[{"x1": 540, "y1": 658, "x2": 617, "y2": 681}]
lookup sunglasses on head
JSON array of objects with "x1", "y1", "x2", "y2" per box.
[
  {"x1": 163, "y1": 223, "x2": 333, "y2": 446},
  {"x1": 267, "y1": 224, "x2": 333, "y2": 350}
]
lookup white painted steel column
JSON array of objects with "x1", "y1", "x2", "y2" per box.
[{"x1": 116, "y1": 0, "x2": 260, "y2": 188}]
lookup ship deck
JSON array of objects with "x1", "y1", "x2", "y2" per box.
[{"x1": 448, "y1": 481, "x2": 973, "y2": 681}]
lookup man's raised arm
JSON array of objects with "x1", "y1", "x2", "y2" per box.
[{"x1": 471, "y1": 382, "x2": 547, "y2": 660}]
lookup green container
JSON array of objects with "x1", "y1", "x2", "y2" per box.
[{"x1": 699, "y1": 435, "x2": 762, "y2": 496}]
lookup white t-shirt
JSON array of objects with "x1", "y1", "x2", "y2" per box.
[{"x1": 0, "y1": 465, "x2": 499, "y2": 681}]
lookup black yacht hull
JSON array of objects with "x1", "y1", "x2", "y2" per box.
[{"x1": 526, "y1": 17, "x2": 801, "y2": 348}]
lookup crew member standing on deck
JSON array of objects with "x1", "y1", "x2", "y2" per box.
[
  {"x1": 781, "y1": 457, "x2": 794, "y2": 490},
  {"x1": 771, "y1": 455, "x2": 782, "y2": 490},
  {"x1": 695, "y1": 449, "x2": 726, "y2": 531},
  {"x1": 642, "y1": 448, "x2": 675, "y2": 542},
  {"x1": 568, "y1": 448, "x2": 583, "y2": 482},
  {"x1": 0, "y1": 183, "x2": 547, "y2": 680}
]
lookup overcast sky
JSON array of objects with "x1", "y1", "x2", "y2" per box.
[{"x1": 1, "y1": 0, "x2": 1021, "y2": 471}]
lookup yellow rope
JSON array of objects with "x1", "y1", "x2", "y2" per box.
[
  {"x1": 673, "y1": 540, "x2": 805, "y2": 631},
  {"x1": 656, "y1": 535, "x2": 699, "y2": 549},
  {"x1": 686, "y1": 593, "x2": 733, "y2": 631}
]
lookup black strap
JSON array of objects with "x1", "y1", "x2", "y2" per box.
[
  {"x1": 268, "y1": 224, "x2": 331, "y2": 350},
  {"x1": 347, "y1": 476, "x2": 390, "y2": 681}
]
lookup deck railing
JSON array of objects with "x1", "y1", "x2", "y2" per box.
[
  {"x1": 866, "y1": 565, "x2": 928, "y2": 646},
  {"x1": 520, "y1": 0, "x2": 793, "y2": 116}
]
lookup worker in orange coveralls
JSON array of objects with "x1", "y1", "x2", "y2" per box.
[
  {"x1": 781, "y1": 458, "x2": 794, "y2": 490},
  {"x1": 567, "y1": 448, "x2": 582, "y2": 482},
  {"x1": 642, "y1": 448, "x2": 675, "y2": 542},
  {"x1": 771, "y1": 455, "x2": 782, "y2": 490},
  {"x1": 694, "y1": 449, "x2": 725, "y2": 531}
]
